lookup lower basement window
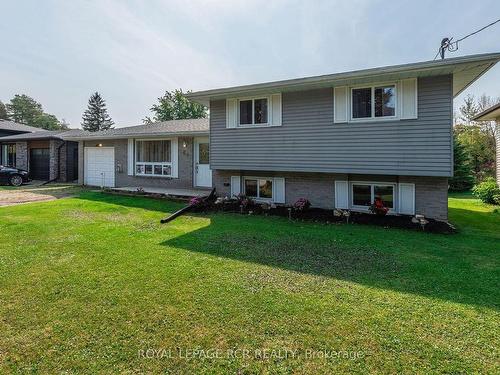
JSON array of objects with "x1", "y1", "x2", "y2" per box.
[
  {"x1": 244, "y1": 178, "x2": 273, "y2": 200},
  {"x1": 351, "y1": 182, "x2": 395, "y2": 210}
]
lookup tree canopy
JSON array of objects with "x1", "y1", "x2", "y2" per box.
[
  {"x1": 81, "y1": 92, "x2": 114, "y2": 132},
  {"x1": 453, "y1": 94, "x2": 500, "y2": 185},
  {"x1": 5, "y1": 94, "x2": 65, "y2": 130},
  {"x1": 143, "y1": 89, "x2": 207, "y2": 124},
  {"x1": 449, "y1": 134, "x2": 474, "y2": 191},
  {"x1": 0, "y1": 101, "x2": 8, "y2": 120}
]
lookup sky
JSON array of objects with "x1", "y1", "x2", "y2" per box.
[{"x1": 1, "y1": 0, "x2": 499, "y2": 128}]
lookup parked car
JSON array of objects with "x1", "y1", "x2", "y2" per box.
[{"x1": 0, "y1": 165, "x2": 31, "y2": 186}]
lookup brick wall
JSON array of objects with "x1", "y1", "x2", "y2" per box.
[
  {"x1": 78, "y1": 138, "x2": 195, "y2": 188},
  {"x1": 15, "y1": 142, "x2": 28, "y2": 170},
  {"x1": 213, "y1": 170, "x2": 449, "y2": 221}
]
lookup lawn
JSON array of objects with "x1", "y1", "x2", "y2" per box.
[{"x1": 0, "y1": 190, "x2": 498, "y2": 373}]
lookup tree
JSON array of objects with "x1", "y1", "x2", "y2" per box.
[
  {"x1": 32, "y1": 113, "x2": 61, "y2": 130},
  {"x1": 143, "y1": 89, "x2": 207, "y2": 124},
  {"x1": 0, "y1": 101, "x2": 8, "y2": 120},
  {"x1": 449, "y1": 134, "x2": 474, "y2": 191},
  {"x1": 81, "y1": 92, "x2": 114, "y2": 132},
  {"x1": 455, "y1": 124, "x2": 495, "y2": 182},
  {"x1": 458, "y1": 94, "x2": 478, "y2": 125},
  {"x1": 5, "y1": 94, "x2": 66, "y2": 130},
  {"x1": 59, "y1": 119, "x2": 70, "y2": 130},
  {"x1": 454, "y1": 94, "x2": 500, "y2": 182},
  {"x1": 6, "y1": 94, "x2": 44, "y2": 125}
]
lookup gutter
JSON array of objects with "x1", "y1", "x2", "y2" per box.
[{"x1": 62, "y1": 130, "x2": 210, "y2": 141}]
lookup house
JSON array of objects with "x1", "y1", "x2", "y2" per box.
[
  {"x1": 0, "y1": 120, "x2": 43, "y2": 167},
  {"x1": 473, "y1": 103, "x2": 500, "y2": 184},
  {"x1": 0, "y1": 130, "x2": 80, "y2": 181},
  {"x1": 185, "y1": 53, "x2": 500, "y2": 221},
  {"x1": 63, "y1": 119, "x2": 210, "y2": 190}
]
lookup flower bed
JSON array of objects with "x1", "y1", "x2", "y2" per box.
[{"x1": 191, "y1": 197, "x2": 456, "y2": 234}]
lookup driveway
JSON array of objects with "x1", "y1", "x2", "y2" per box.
[{"x1": 0, "y1": 184, "x2": 82, "y2": 206}]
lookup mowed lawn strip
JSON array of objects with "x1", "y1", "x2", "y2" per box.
[{"x1": 0, "y1": 190, "x2": 498, "y2": 373}]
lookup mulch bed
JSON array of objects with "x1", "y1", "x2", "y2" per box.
[
  {"x1": 105, "y1": 189, "x2": 455, "y2": 234},
  {"x1": 192, "y1": 201, "x2": 456, "y2": 234}
]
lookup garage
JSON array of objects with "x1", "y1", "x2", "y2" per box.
[
  {"x1": 29, "y1": 148, "x2": 50, "y2": 180},
  {"x1": 84, "y1": 147, "x2": 115, "y2": 187}
]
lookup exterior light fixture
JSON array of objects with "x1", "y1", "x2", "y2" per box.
[{"x1": 97, "y1": 143, "x2": 103, "y2": 147}]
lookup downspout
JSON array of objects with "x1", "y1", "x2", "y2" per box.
[{"x1": 41, "y1": 140, "x2": 66, "y2": 186}]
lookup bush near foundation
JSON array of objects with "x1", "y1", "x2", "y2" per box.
[{"x1": 472, "y1": 178, "x2": 500, "y2": 205}]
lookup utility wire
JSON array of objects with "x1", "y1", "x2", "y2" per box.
[{"x1": 433, "y1": 18, "x2": 500, "y2": 60}]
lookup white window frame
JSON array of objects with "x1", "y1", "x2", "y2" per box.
[
  {"x1": 243, "y1": 176, "x2": 274, "y2": 201},
  {"x1": 350, "y1": 82, "x2": 398, "y2": 122},
  {"x1": 135, "y1": 138, "x2": 174, "y2": 178},
  {"x1": 350, "y1": 181, "x2": 397, "y2": 213},
  {"x1": 238, "y1": 96, "x2": 270, "y2": 127}
]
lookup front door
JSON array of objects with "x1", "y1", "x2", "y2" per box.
[{"x1": 194, "y1": 137, "x2": 211, "y2": 187}]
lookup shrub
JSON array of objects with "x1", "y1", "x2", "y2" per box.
[
  {"x1": 369, "y1": 197, "x2": 389, "y2": 216},
  {"x1": 472, "y1": 178, "x2": 500, "y2": 205},
  {"x1": 235, "y1": 194, "x2": 254, "y2": 209},
  {"x1": 189, "y1": 196, "x2": 203, "y2": 206},
  {"x1": 293, "y1": 198, "x2": 311, "y2": 211}
]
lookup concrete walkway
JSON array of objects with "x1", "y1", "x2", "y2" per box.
[{"x1": 110, "y1": 186, "x2": 211, "y2": 198}]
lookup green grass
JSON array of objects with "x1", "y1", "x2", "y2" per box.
[{"x1": 0, "y1": 191, "x2": 498, "y2": 373}]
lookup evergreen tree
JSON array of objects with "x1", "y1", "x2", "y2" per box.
[
  {"x1": 81, "y1": 92, "x2": 114, "y2": 132},
  {"x1": 449, "y1": 134, "x2": 474, "y2": 191},
  {"x1": 143, "y1": 89, "x2": 207, "y2": 124},
  {"x1": 0, "y1": 101, "x2": 8, "y2": 120}
]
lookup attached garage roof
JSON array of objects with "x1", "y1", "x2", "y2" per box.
[
  {"x1": 187, "y1": 52, "x2": 500, "y2": 105},
  {"x1": 0, "y1": 120, "x2": 44, "y2": 133},
  {"x1": 0, "y1": 130, "x2": 74, "y2": 141},
  {"x1": 62, "y1": 118, "x2": 209, "y2": 140}
]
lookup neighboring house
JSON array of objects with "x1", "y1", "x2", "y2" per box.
[
  {"x1": 63, "y1": 119, "x2": 210, "y2": 190},
  {"x1": 0, "y1": 120, "x2": 43, "y2": 167},
  {"x1": 0, "y1": 130, "x2": 80, "y2": 181},
  {"x1": 186, "y1": 53, "x2": 500, "y2": 221},
  {"x1": 473, "y1": 103, "x2": 500, "y2": 185}
]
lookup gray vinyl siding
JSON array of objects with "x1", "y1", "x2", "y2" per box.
[{"x1": 210, "y1": 75, "x2": 453, "y2": 177}]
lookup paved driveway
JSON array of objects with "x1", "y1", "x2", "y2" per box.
[{"x1": 0, "y1": 184, "x2": 81, "y2": 207}]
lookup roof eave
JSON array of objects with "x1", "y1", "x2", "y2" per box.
[
  {"x1": 472, "y1": 103, "x2": 500, "y2": 121},
  {"x1": 62, "y1": 130, "x2": 209, "y2": 141},
  {"x1": 187, "y1": 52, "x2": 500, "y2": 104}
]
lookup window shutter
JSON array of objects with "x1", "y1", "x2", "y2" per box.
[
  {"x1": 334, "y1": 180, "x2": 349, "y2": 209},
  {"x1": 226, "y1": 99, "x2": 237, "y2": 128},
  {"x1": 127, "y1": 139, "x2": 134, "y2": 176},
  {"x1": 171, "y1": 138, "x2": 179, "y2": 178},
  {"x1": 270, "y1": 93, "x2": 282, "y2": 126},
  {"x1": 334, "y1": 86, "x2": 348, "y2": 123},
  {"x1": 273, "y1": 177, "x2": 285, "y2": 203},
  {"x1": 401, "y1": 78, "x2": 417, "y2": 119},
  {"x1": 398, "y1": 183, "x2": 415, "y2": 215},
  {"x1": 231, "y1": 176, "x2": 241, "y2": 197}
]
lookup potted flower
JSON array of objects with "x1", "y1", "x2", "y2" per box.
[
  {"x1": 293, "y1": 198, "x2": 311, "y2": 212},
  {"x1": 369, "y1": 197, "x2": 389, "y2": 216}
]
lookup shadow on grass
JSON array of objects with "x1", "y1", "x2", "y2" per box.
[{"x1": 80, "y1": 191, "x2": 499, "y2": 310}]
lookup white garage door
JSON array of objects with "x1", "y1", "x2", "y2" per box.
[{"x1": 84, "y1": 147, "x2": 115, "y2": 187}]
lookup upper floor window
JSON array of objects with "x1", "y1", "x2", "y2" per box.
[
  {"x1": 352, "y1": 85, "x2": 396, "y2": 119},
  {"x1": 239, "y1": 98, "x2": 268, "y2": 125}
]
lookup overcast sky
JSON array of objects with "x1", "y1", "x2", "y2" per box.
[{"x1": 1, "y1": 0, "x2": 499, "y2": 128}]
